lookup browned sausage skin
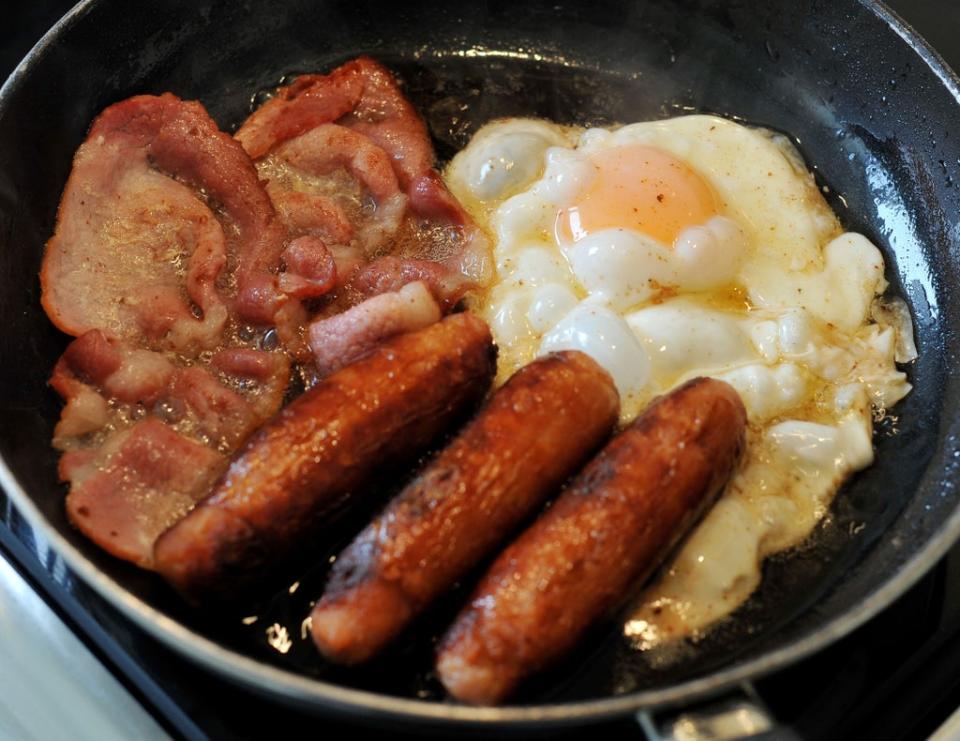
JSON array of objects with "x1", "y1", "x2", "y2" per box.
[
  {"x1": 153, "y1": 313, "x2": 496, "y2": 601},
  {"x1": 435, "y1": 377, "x2": 747, "y2": 705},
  {"x1": 309, "y1": 351, "x2": 620, "y2": 664}
]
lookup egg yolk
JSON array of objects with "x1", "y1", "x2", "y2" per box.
[{"x1": 557, "y1": 144, "x2": 719, "y2": 246}]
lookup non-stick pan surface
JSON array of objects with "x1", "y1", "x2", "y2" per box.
[{"x1": 2, "y1": 0, "x2": 960, "y2": 731}]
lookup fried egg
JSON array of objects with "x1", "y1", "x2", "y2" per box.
[{"x1": 446, "y1": 115, "x2": 915, "y2": 654}]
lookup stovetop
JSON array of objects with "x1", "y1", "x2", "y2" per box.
[
  {"x1": 3, "y1": 1, "x2": 960, "y2": 739},
  {"x1": 5, "y1": 480, "x2": 960, "y2": 740}
]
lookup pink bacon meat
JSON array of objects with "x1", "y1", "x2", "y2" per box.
[
  {"x1": 49, "y1": 329, "x2": 290, "y2": 568},
  {"x1": 236, "y1": 56, "x2": 491, "y2": 372},
  {"x1": 237, "y1": 57, "x2": 472, "y2": 229},
  {"x1": 41, "y1": 59, "x2": 490, "y2": 572},
  {"x1": 308, "y1": 281, "x2": 441, "y2": 376},
  {"x1": 61, "y1": 419, "x2": 227, "y2": 569},
  {"x1": 270, "y1": 123, "x2": 409, "y2": 255},
  {"x1": 41, "y1": 94, "x2": 290, "y2": 345}
]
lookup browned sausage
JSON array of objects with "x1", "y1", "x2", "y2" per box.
[
  {"x1": 309, "y1": 351, "x2": 620, "y2": 664},
  {"x1": 153, "y1": 313, "x2": 495, "y2": 600},
  {"x1": 435, "y1": 377, "x2": 747, "y2": 705}
]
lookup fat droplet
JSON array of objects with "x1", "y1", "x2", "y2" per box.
[
  {"x1": 154, "y1": 397, "x2": 185, "y2": 423},
  {"x1": 250, "y1": 87, "x2": 276, "y2": 112},
  {"x1": 261, "y1": 328, "x2": 279, "y2": 351}
]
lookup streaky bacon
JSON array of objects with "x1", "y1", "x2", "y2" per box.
[
  {"x1": 50, "y1": 330, "x2": 292, "y2": 566},
  {"x1": 267, "y1": 184, "x2": 354, "y2": 244},
  {"x1": 278, "y1": 236, "x2": 338, "y2": 299},
  {"x1": 44, "y1": 57, "x2": 492, "y2": 571},
  {"x1": 61, "y1": 329, "x2": 121, "y2": 382},
  {"x1": 275, "y1": 123, "x2": 401, "y2": 203},
  {"x1": 347, "y1": 256, "x2": 456, "y2": 308},
  {"x1": 308, "y1": 282, "x2": 441, "y2": 376},
  {"x1": 52, "y1": 383, "x2": 109, "y2": 442},
  {"x1": 53, "y1": 330, "x2": 291, "y2": 452},
  {"x1": 166, "y1": 368, "x2": 260, "y2": 451},
  {"x1": 207, "y1": 347, "x2": 292, "y2": 435},
  {"x1": 144, "y1": 97, "x2": 289, "y2": 326},
  {"x1": 236, "y1": 56, "x2": 491, "y2": 308},
  {"x1": 236, "y1": 62, "x2": 366, "y2": 160},
  {"x1": 271, "y1": 123, "x2": 409, "y2": 254},
  {"x1": 51, "y1": 331, "x2": 173, "y2": 445},
  {"x1": 53, "y1": 330, "x2": 173, "y2": 408},
  {"x1": 64, "y1": 419, "x2": 227, "y2": 568},
  {"x1": 41, "y1": 94, "x2": 288, "y2": 348},
  {"x1": 212, "y1": 347, "x2": 283, "y2": 380},
  {"x1": 236, "y1": 57, "x2": 452, "y2": 220},
  {"x1": 336, "y1": 59, "x2": 465, "y2": 224}
]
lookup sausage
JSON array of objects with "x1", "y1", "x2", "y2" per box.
[
  {"x1": 435, "y1": 377, "x2": 747, "y2": 705},
  {"x1": 309, "y1": 351, "x2": 620, "y2": 664},
  {"x1": 153, "y1": 313, "x2": 495, "y2": 600}
]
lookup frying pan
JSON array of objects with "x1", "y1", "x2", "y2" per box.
[{"x1": 1, "y1": 0, "x2": 959, "y2": 734}]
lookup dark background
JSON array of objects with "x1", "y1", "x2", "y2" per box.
[{"x1": 6, "y1": 1, "x2": 959, "y2": 85}]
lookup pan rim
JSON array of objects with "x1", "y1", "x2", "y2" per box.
[{"x1": 2, "y1": 0, "x2": 960, "y2": 728}]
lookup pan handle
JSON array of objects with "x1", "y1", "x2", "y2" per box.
[{"x1": 635, "y1": 681, "x2": 802, "y2": 740}]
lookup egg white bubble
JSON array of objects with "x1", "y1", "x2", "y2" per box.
[
  {"x1": 776, "y1": 308, "x2": 814, "y2": 355},
  {"x1": 535, "y1": 147, "x2": 596, "y2": 206},
  {"x1": 842, "y1": 324, "x2": 911, "y2": 409},
  {"x1": 768, "y1": 414, "x2": 874, "y2": 475},
  {"x1": 673, "y1": 216, "x2": 747, "y2": 291},
  {"x1": 489, "y1": 290, "x2": 532, "y2": 348},
  {"x1": 493, "y1": 191, "x2": 552, "y2": 247},
  {"x1": 565, "y1": 217, "x2": 750, "y2": 308},
  {"x1": 712, "y1": 363, "x2": 807, "y2": 424},
  {"x1": 527, "y1": 283, "x2": 578, "y2": 334},
  {"x1": 748, "y1": 319, "x2": 780, "y2": 362},
  {"x1": 566, "y1": 229, "x2": 678, "y2": 310},
  {"x1": 539, "y1": 303, "x2": 649, "y2": 406},
  {"x1": 578, "y1": 126, "x2": 614, "y2": 150},
  {"x1": 505, "y1": 246, "x2": 572, "y2": 286},
  {"x1": 626, "y1": 300, "x2": 758, "y2": 387},
  {"x1": 832, "y1": 382, "x2": 870, "y2": 414},
  {"x1": 447, "y1": 119, "x2": 573, "y2": 203}
]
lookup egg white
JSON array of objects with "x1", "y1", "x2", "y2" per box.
[{"x1": 446, "y1": 115, "x2": 914, "y2": 653}]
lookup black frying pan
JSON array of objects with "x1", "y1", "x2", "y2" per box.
[{"x1": 1, "y1": 0, "x2": 959, "y2": 733}]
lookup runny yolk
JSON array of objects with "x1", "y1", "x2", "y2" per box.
[{"x1": 556, "y1": 144, "x2": 719, "y2": 246}]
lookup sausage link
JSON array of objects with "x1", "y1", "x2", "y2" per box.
[
  {"x1": 310, "y1": 351, "x2": 620, "y2": 664},
  {"x1": 435, "y1": 377, "x2": 747, "y2": 705},
  {"x1": 153, "y1": 313, "x2": 495, "y2": 600}
]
